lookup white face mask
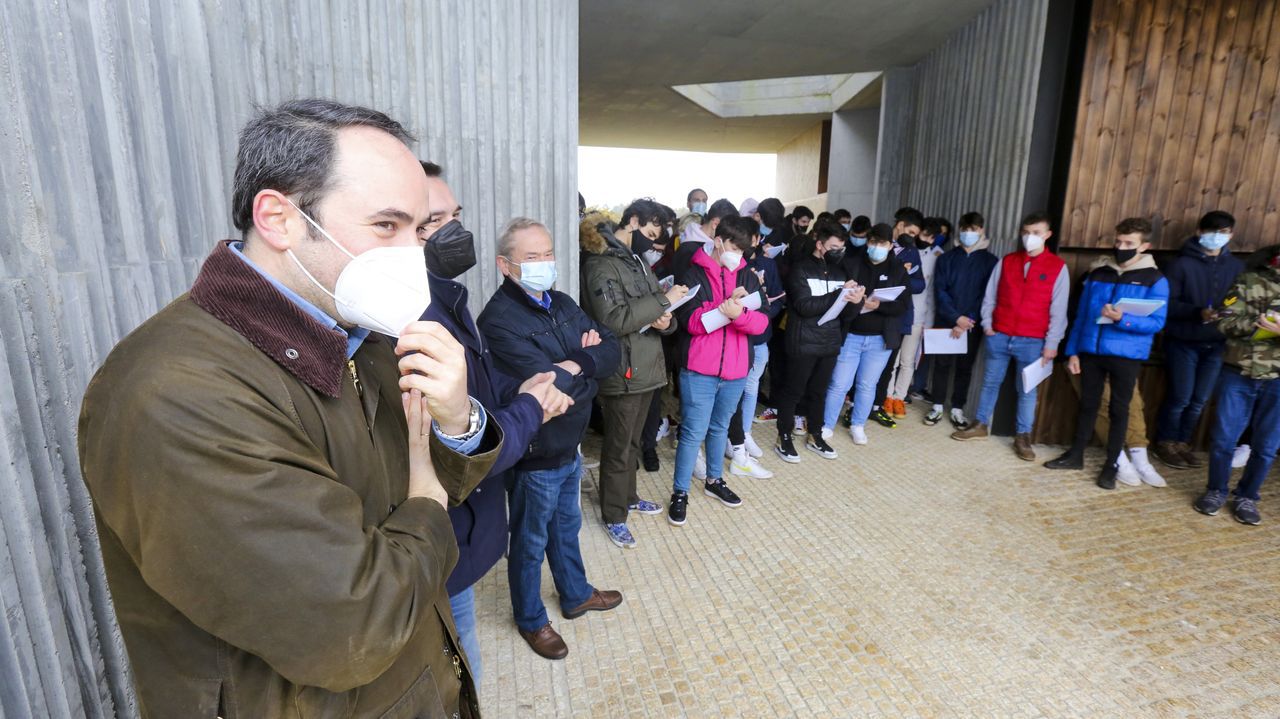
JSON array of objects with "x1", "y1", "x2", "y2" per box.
[
  {"x1": 720, "y1": 249, "x2": 743, "y2": 270},
  {"x1": 285, "y1": 199, "x2": 430, "y2": 337},
  {"x1": 1022, "y1": 233, "x2": 1046, "y2": 253},
  {"x1": 642, "y1": 249, "x2": 664, "y2": 266}
]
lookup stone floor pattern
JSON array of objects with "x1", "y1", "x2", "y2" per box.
[{"x1": 471, "y1": 408, "x2": 1280, "y2": 718}]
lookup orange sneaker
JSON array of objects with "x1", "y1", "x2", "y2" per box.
[{"x1": 890, "y1": 398, "x2": 907, "y2": 418}]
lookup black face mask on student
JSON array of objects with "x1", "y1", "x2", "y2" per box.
[
  {"x1": 915, "y1": 237, "x2": 933, "y2": 250},
  {"x1": 424, "y1": 220, "x2": 476, "y2": 279},
  {"x1": 824, "y1": 248, "x2": 846, "y2": 265},
  {"x1": 630, "y1": 229, "x2": 654, "y2": 255},
  {"x1": 1114, "y1": 247, "x2": 1139, "y2": 265}
]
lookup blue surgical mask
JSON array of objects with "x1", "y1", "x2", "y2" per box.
[
  {"x1": 511, "y1": 259, "x2": 558, "y2": 293},
  {"x1": 850, "y1": 235, "x2": 868, "y2": 247},
  {"x1": 1199, "y1": 232, "x2": 1230, "y2": 251},
  {"x1": 841, "y1": 222, "x2": 851, "y2": 233},
  {"x1": 867, "y1": 245, "x2": 890, "y2": 263},
  {"x1": 691, "y1": 201, "x2": 708, "y2": 216},
  {"x1": 959, "y1": 231, "x2": 981, "y2": 247},
  {"x1": 759, "y1": 224, "x2": 772, "y2": 237}
]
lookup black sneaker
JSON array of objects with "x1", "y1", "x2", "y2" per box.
[
  {"x1": 642, "y1": 447, "x2": 660, "y2": 472},
  {"x1": 806, "y1": 435, "x2": 838, "y2": 460},
  {"x1": 667, "y1": 491, "x2": 688, "y2": 526},
  {"x1": 1096, "y1": 464, "x2": 1117, "y2": 490},
  {"x1": 870, "y1": 408, "x2": 897, "y2": 428},
  {"x1": 775, "y1": 433, "x2": 801, "y2": 464},
  {"x1": 703, "y1": 479, "x2": 742, "y2": 508},
  {"x1": 1193, "y1": 489, "x2": 1228, "y2": 516},
  {"x1": 1044, "y1": 450, "x2": 1084, "y2": 470},
  {"x1": 1232, "y1": 497, "x2": 1261, "y2": 525}
]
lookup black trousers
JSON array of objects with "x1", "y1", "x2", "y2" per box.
[
  {"x1": 775, "y1": 353, "x2": 839, "y2": 438},
  {"x1": 875, "y1": 348, "x2": 901, "y2": 406},
  {"x1": 1072, "y1": 354, "x2": 1142, "y2": 467},
  {"x1": 599, "y1": 390, "x2": 657, "y2": 524},
  {"x1": 929, "y1": 330, "x2": 982, "y2": 410}
]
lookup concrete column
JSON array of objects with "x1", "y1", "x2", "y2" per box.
[{"x1": 826, "y1": 108, "x2": 881, "y2": 219}]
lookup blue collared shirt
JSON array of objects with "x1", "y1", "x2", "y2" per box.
[{"x1": 230, "y1": 243, "x2": 486, "y2": 454}]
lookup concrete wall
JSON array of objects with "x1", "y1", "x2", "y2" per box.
[
  {"x1": 875, "y1": 0, "x2": 1051, "y2": 254},
  {"x1": 775, "y1": 123, "x2": 824, "y2": 206},
  {"x1": 0, "y1": 1, "x2": 578, "y2": 716},
  {"x1": 826, "y1": 108, "x2": 880, "y2": 219}
]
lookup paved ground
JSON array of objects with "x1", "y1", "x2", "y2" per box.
[{"x1": 471, "y1": 407, "x2": 1280, "y2": 718}]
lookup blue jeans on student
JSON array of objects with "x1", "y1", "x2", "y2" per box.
[
  {"x1": 448, "y1": 586, "x2": 482, "y2": 684},
  {"x1": 740, "y1": 344, "x2": 770, "y2": 431},
  {"x1": 508, "y1": 456, "x2": 593, "y2": 633},
  {"x1": 1207, "y1": 368, "x2": 1280, "y2": 501},
  {"x1": 974, "y1": 332, "x2": 1045, "y2": 434},
  {"x1": 1156, "y1": 338, "x2": 1225, "y2": 443},
  {"x1": 674, "y1": 369, "x2": 747, "y2": 493},
  {"x1": 823, "y1": 334, "x2": 892, "y2": 430}
]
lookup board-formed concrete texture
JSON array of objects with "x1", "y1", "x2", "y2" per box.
[{"x1": 476, "y1": 411, "x2": 1279, "y2": 718}]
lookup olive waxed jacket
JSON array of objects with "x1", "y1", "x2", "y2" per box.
[{"x1": 78, "y1": 241, "x2": 501, "y2": 718}]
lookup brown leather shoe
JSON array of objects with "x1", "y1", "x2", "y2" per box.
[
  {"x1": 1177, "y1": 442, "x2": 1204, "y2": 468},
  {"x1": 951, "y1": 422, "x2": 989, "y2": 441},
  {"x1": 1153, "y1": 440, "x2": 1190, "y2": 469},
  {"x1": 563, "y1": 588, "x2": 623, "y2": 619},
  {"x1": 518, "y1": 622, "x2": 568, "y2": 660},
  {"x1": 1013, "y1": 433, "x2": 1036, "y2": 461}
]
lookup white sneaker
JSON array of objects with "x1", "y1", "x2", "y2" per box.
[
  {"x1": 724, "y1": 443, "x2": 738, "y2": 461},
  {"x1": 820, "y1": 426, "x2": 833, "y2": 442},
  {"x1": 849, "y1": 425, "x2": 868, "y2": 445},
  {"x1": 743, "y1": 434, "x2": 764, "y2": 459},
  {"x1": 655, "y1": 417, "x2": 670, "y2": 441},
  {"x1": 1232, "y1": 444, "x2": 1252, "y2": 469},
  {"x1": 694, "y1": 448, "x2": 707, "y2": 480},
  {"x1": 1132, "y1": 458, "x2": 1167, "y2": 487},
  {"x1": 579, "y1": 444, "x2": 600, "y2": 470},
  {"x1": 1115, "y1": 452, "x2": 1141, "y2": 486},
  {"x1": 794, "y1": 417, "x2": 808, "y2": 435},
  {"x1": 729, "y1": 448, "x2": 774, "y2": 479}
]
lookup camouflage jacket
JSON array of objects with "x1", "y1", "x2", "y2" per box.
[{"x1": 1216, "y1": 244, "x2": 1280, "y2": 380}]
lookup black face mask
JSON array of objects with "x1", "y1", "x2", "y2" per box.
[
  {"x1": 915, "y1": 237, "x2": 933, "y2": 250},
  {"x1": 424, "y1": 220, "x2": 476, "y2": 279},
  {"x1": 630, "y1": 229, "x2": 654, "y2": 255},
  {"x1": 1114, "y1": 247, "x2": 1138, "y2": 265},
  {"x1": 896, "y1": 233, "x2": 917, "y2": 247},
  {"x1": 824, "y1": 248, "x2": 846, "y2": 265}
]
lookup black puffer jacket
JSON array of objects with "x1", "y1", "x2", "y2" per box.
[{"x1": 784, "y1": 254, "x2": 859, "y2": 357}]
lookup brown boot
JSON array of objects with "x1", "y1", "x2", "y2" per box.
[
  {"x1": 1153, "y1": 440, "x2": 1190, "y2": 469},
  {"x1": 1177, "y1": 442, "x2": 1204, "y2": 468},
  {"x1": 1013, "y1": 433, "x2": 1036, "y2": 461},
  {"x1": 518, "y1": 622, "x2": 568, "y2": 660},
  {"x1": 951, "y1": 422, "x2": 989, "y2": 441},
  {"x1": 563, "y1": 588, "x2": 623, "y2": 619}
]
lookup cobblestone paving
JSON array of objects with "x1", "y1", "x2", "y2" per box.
[{"x1": 473, "y1": 409, "x2": 1280, "y2": 718}]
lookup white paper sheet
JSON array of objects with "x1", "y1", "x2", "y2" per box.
[
  {"x1": 741, "y1": 290, "x2": 762, "y2": 311},
  {"x1": 817, "y1": 294, "x2": 850, "y2": 326},
  {"x1": 858, "y1": 285, "x2": 907, "y2": 314},
  {"x1": 658, "y1": 275, "x2": 675, "y2": 292},
  {"x1": 640, "y1": 284, "x2": 700, "y2": 333},
  {"x1": 1096, "y1": 298, "x2": 1165, "y2": 324},
  {"x1": 1021, "y1": 359, "x2": 1054, "y2": 393},
  {"x1": 922, "y1": 328, "x2": 968, "y2": 354},
  {"x1": 700, "y1": 308, "x2": 731, "y2": 333}
]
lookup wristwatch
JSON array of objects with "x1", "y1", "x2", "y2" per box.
[{"x1": 435, "y1": 398, "x2": 482, "y2": 441}]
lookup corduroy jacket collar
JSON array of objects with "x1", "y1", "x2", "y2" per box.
[{"x1": 189, "y1": 240, "x2": 352, "y2": 397}]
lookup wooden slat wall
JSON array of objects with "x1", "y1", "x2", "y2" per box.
[{"x1": 1062, "y1": 0, "x2": 1280, "y2": 251}]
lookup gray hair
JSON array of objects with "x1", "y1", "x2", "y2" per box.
[
  {"x1": 498, "y1": 217, "x2": 549, "y2": 258},
  {"x1": 231, "y1": 98, "x2": 414, "y2": 233}
]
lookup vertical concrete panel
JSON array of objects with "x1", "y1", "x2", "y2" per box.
[
  {"x1": 0, "y1": 1, "x2": 579, "y2": 716},
  {"x1": 827, "y1": 107, "x2": 881, "y2": 218}
]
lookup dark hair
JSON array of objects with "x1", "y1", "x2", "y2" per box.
[
  {"x1": 1115, "y1": 217, "x2": 1153, "y2": 239},
  {"x1": 421, "y1": 161, "x2": 443, "y2": 177},
  {"x1": 850, "y1": 215, "x2": 872, "y2": 234},
  {"x1": 959, "y1": 211, "x2": 985, "y2": 229},
  {"x1": 621, "y1": 198, "x2": 663, "y2": 227},
  {"x1": 834, "y1": 208, "x2": 852, "y2": 222},
  {"x1": 921, "y1": 219, "x2": 943, "y2": 237},
  {"x1": 1020, "y1": 211, "x2": 1052, "y2": 231},
  {"x1": 1198, "y1": 210, "x2": 1235, "y2": 232},
  {"x1": 810, "y1": 218, "x2": 849, "y2": 247},
  {"x1": 894, "y1": 207, "x2": 925, "y2": 229},
  {"x1": 578, "y1": 192, "x2": 586, "y2": 211},
  {"x1": 791, "y1": 205, "x2": 815, "y2": 221},
  {"x1": 938, "y1": 218, "x2": 954, "y2": 236},
  {"x1": 868, "y1": 223, "x2": 894, "y2": 243},
  {"x1": 706, "y1": 198, "x2": 739, "y2": 224},
  {"x1": 815, "y1": 211, "x2": 835, "y2": 225},
  {"x1": 756, "y1": 198, "x2": 786, "y2": 228},
  {"x1": 687, "y1": 188, "x2": 707, "y2": 203},
  {"x1": 232, "y1": 98, "x2": 413, "y2": 233},
  {"x1": 714, "y1": 215, "x2": 755, "y2": 250}
]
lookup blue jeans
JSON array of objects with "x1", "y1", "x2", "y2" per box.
[
  {"x1": 507, "y1": 457, "x2": 593, "y2": 632},
  {"x1": 1156, "y1": 338, "x2": 1225, "y2": 443},
  {"x1": 1208, "y1": 369, "x2": 1280, "y2": 501},
  {"x1": 823, "y1": 334, "x2": 892, "y2": 430},
  {"x1": 974, "y1": 332, "x2": 1045, "y2": 434},
  {"x1": 448, "y1": 586, "x2": 482, "y2": 684},
  {"x1": 740, "y1": 344, "x2": 770, "y2": 432},
  {"x1": 674, "y1": 369, "x2": 747, "y2": 492}
]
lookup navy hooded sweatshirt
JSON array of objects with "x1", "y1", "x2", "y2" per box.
[{"x1": 1163, "y1": 236, "x2": 1245, "y2": 343}]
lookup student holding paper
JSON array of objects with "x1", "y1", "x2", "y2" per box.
[
  {"x1": 822, "y1": 223, "x2": 911, "y2": 446},
  {"x1": 1045, "y1": 218, "x2": 1168, "y2": 489},
  {"x1": 953, "y1": 212, "x2": 1069, "y2": 461},
  {"x1": 774, "y1": 220, "x2": 865, "y2": 462},
  {"x1": 668, "y1": 215, "x2": 769, "y2": 526},
  {"x1": 871, "y1": 208, "x2": 928, "y2": 428}
]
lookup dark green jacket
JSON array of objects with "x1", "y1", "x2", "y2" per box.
[
  {"x1": 579, "y1": 222, "x2": 674, "y2": 395},
  {"x1": 1217, "y1": 244, "x2": 1280, "y2": 380}
]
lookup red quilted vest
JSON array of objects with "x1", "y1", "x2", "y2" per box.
[{"x1": 992, "y1": 250, "x2": 1065, "y2": 339}]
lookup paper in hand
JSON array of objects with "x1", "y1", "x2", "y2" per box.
[
  {"x1": 1021, "y1": 359, "x2": 1053, "y2": 393},
  {"x1": 922, "y1": 329, "x2": 967, "y2": 354},
  {"x1": 640, "y1": 284, "x2": 700, "y2": 333}
]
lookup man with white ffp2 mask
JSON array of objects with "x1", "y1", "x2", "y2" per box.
[{"x1": 77, "y1": 99, "x2": 501, "y2": 718}]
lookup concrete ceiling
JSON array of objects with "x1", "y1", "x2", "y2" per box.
[{"x1": 580, "y1": 0, "x2": 996, "y2": 153}]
